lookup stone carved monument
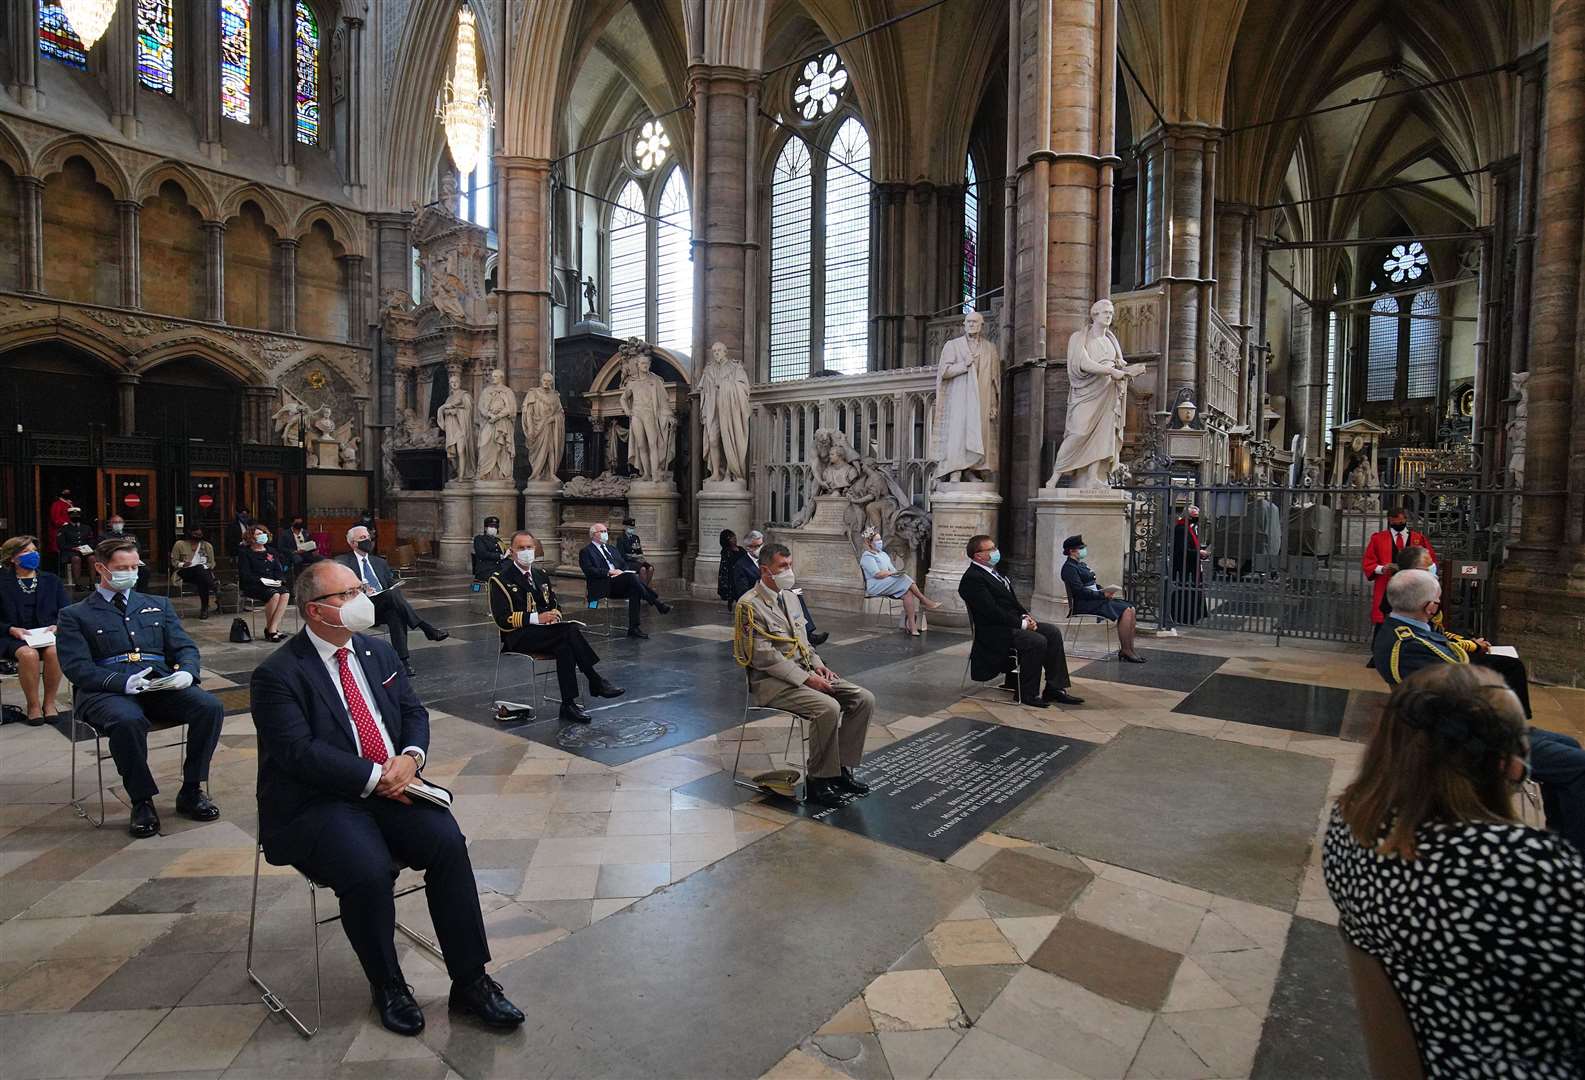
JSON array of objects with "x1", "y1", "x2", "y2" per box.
[
  {"x1": 435, "y1": 371, "x2": 477, "y2": 573},
  {"x1": 272, "y1": 391, "x2": 309, "y2": 447},
  {"x1": 692, "y1": 342, "x2": 754, "y2": 598},
  {"x1": 926, "y1": 310, "x2": 1003, "y2": 624},
  {"x1": 436, "y1": 372, "x2": 476, "y2": 481},
  {"x1": 474, "y1": 369, "x2": 518, "y2": 483},
  {"x1": 520, "y1": 369, "x2": 567, "y2": 567},
  {"x1": 1330, "y1": 418, "x2": 1388, "y2": 550},
  {"x1": 621, "y1": 350, "x2": 676, "y2": 483},
  {"x1": 1033, "y1": 298, "x2": 1144, "y2": 619}
]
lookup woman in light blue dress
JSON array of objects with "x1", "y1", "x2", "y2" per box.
[{"x1": 858, "y1": 528, "x2": 940, "y2": 635}]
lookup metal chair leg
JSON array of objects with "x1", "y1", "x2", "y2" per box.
[
  {"x1": 69, "y1": 715, "x2": 106, "y2": 827},
  {"x1": 247, "y1": 843, "x2": 323, "y2": 1039}
]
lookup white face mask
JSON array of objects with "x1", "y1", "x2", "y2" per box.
[
  {"x1": 596, "y1": 531, "x2": 609, "y2": 544},
  {"x1": 324, "y1": 591, "x2": 376, "y2": 633},
  {"x1": 485, "y1": 526, "x2": 498, "y2": 536},
  {"x1": 771, "y1": 568, "x2": 796, "y2": 592},
  {"x1": 747, "y1": 545, "x2": 762, "y2": 560},
  {"x1": 1427, "y1": 562, "x2": 1439, "y2": 578},
  {"x1": 107, "y1": 569, "x2": 139, "y2": 591},
  {"x1": 108, "y1": 523, "x2": 124, "y2": 534},
  {"x1": 514, "y1": 548, "x2": 535, "y2": 568}
]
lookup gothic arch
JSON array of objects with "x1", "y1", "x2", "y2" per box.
[
  {"x1": 134, "y1": 337, "x2": 266, "y2": 385},
  {"x1": 291, "y1": 202, "x2": 364, "y2": 256},
  {"x1": 132, "y1": 161, "x2": 221, "y2": 220},
  {"x1": 1, "y1": 324, "x2": 131, "y2": 372},
  {"x1": 0, "y1": 121, "x2": 28, "y2": 176},
  {"x1": 32, "y1": 137, "x2": 132, "y2": 199},
  {"x1": 219, "y1": 185, "x2": 292, "y2": 232}
]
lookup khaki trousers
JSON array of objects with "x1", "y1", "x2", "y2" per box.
[{"x1": 760, "y1": 678, "x2": 875, "y2": 779}]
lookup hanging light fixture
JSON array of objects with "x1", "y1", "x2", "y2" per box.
[
  {"x1": 436, "y1": 6, "x2": 494, "y2": 180},
  {"x1": 59, "y1": 0, "x2": 119, "y2": 51}
]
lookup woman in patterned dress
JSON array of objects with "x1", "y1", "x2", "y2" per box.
[{"x1": 1323, "y1": 664, "x2": 1585, "y2": 1078}]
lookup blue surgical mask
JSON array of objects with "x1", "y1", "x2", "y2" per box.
[
  {"x1": 255, "y1": 532, "x2": 270, "y2": 545},
  {"x1": 1077, "y1": 547, "x2": 1088, "y2": 560},
  {"x1": 16, "y1": 551, "x2": 41, "y2": 571},
  {"x1": 988, "y1": 549, "x2": 1002, "y2": 567},
  {"x1": 1428, "y1": 562, "x2": 1439, "y2": 578},
  {"x1": 108, "y1": 569, "x2": 139, "y2": 591}
]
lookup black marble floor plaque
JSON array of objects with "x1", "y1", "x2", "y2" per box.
[
  {"x1": 782, "y1": 716, "x2": 1097, "y2": 860},
  {"x1": 1071, "y1": 647, "x2": 1227, "y2": 693},
  {"x1": 1171, "y1": 672, "x2": 1350, "y2": 736}
]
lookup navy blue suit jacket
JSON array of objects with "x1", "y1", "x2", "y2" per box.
[
  {"x1": 579, "y1": 541, "x2": 631, "y2": 599},
  {"x1": 250, "y1": 630, "x2": 430, "y2": 866},
  {"x1": 0, "y1": 571, "x2": 70, "y2": 638}
]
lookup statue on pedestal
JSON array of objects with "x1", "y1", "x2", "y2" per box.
[
  {"x1": 698, "y1": 341, "x2": 751, "y2": 484},
  {"x1": 1046, "y1": 298, "x2": 1146, "y2": 489},
  {"x1": 520, "y1": 371, "x2": 566, "y2": 482},
  {"x1": 311, "y1": 406, "x2": 338, "y2": 443},
  {"x1": 811, "y1": 427, "x2": 863, "y2": 496},
  {"x1": 436, "y1": 372, "x2": 476, "y2": 480},
  {"x1": 474, "y1": 368, "x2": 517, "y2": 482},
  {"x1": 621, "y1": 351, "x2": 676, "y2": 482},
  {"x1": 272, "y1": 392, "x2": 308, "y2": 447},
  {"x1": 933, "y1": 310, "x2": 1000, "y2": 483}
]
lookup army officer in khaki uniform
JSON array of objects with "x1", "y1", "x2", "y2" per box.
[{"x1": 732, "y1": 542, "x2": 874, "y2": 807}]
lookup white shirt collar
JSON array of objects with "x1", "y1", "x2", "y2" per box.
[
  {"x1": 306, "y1": 624, "x2": 356, "y2": 662},
  {"x1": 971, "y1": 560, "x2": 1003, "y2": 579},
  {"x1": 96, "y1": 584, "x2": 133, "y2": 604}
]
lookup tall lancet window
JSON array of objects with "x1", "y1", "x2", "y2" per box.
[
  {"x1": 606, "y1": 181, "x2": 647, "y2": 340},
  {"x1": 294, "y1": 2, "x2": 320, "y2": 144},
  {"x1": 655, "y1": 169, "x2": 693, "y2": 352},
  {"x1": 220, "y1": 0, "x2": 252, "y2": 122}
]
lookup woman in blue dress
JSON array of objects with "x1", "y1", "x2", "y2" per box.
[
  {"x1": 1, "y1": 535, "x2": 70, "y2": 723},
  {"x1": 858, "y1": 527, "x2": 940, "y2": 636}
]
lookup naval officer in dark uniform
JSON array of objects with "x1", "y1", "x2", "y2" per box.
[
  {"x1": 490, "y1": 531, "x2": 624, "y2": 724},
  {"x1": 55, "y1": 537, "x2": 223, "y2": 838}
]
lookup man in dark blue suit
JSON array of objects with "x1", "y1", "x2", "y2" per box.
[
  {"x1": 336, "y1": 524, "x2": 448, "y2": 677},
  {"x1": 578, "y1": 521, "x2": 670, "y2": 638},
  {"x1": 55, "y1": 538, "x2": 223, "y2": 838},
  {"x1": 250, "y1": 559, "x2": 523, "y2": 1036}
]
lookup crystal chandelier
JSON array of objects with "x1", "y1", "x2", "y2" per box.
[
  {"x1": 60, "y1": 0, "x2": 119, "y2": 50},
  {"x1": 436, "y1": 7, "x2": 494, "y2": 179}
]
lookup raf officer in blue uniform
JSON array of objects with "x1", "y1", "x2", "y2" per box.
[{"x1": 57, "y1": 537, "x2": 223, "y2": 838}]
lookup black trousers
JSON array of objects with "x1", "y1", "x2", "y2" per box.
[
  {"x1": 503, "y1": 622, "x2": 602, "y2": 702},
  {"x1": 601, "y1": 574, "x2": 660, "y2": 630},
  {"x1": 293, "y1": 797, "x2": 489, "y2": 987},
  {"x1": 1472, "y1": 652, "x2": 1531, "y2": 718},
  {"x1": 372, "y1": 590, "x2": 432, "y2": 660},
  {"x1": 177, "y1": 566, "x2": 217, "y2": 607},
  {"x1": 1011, "y1": 622, "x2": 1072, "y2": 700},
  {"x1": 74, "y1": 685, "x2": 223, "y2": 802}
]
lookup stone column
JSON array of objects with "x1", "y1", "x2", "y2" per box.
[
  {"x1": 1498, "y1": 0, "x2": 1585, "y2": 686},
  {"x1": 343, "y1": 18, "x2": 365, "y2": 188},
  {"x1": 276, "y1": 239, "x2": 298, "y2": 334},
  {"x1": 871, "y1": 182, "x2": 910, "y2": 369},
  {"x1": 5, "y1": 0, "x2": 38, "y2": 108},
  {"x1": 116, "y1": 374, "x2": 139, "y2": 435},
  {"x1": 18, "y1": 177, "x2": 43, "y2": 293},
  {"x1": 105, "y1": 8, "x2": 138, "y2": 138},
  {"x1": 244, "y1": 385, "x2": 277, "y2": 444},
  {"x1": 1007, "y1": 0, "x2": 1118, "y2": 587},
  {"x1": 1138, "y1": 124, "x2": 1218, "y2": 397},
  {"x1": 342, "y1": 253, "x2": 366, "y2": 343},
  {"x1": 203, "y1": 221, "x2": 226, "y2": 322},
  {"x1": 495, "y1": 156, "x2": 554, "y2": 387},
  {"x1": 113, "y1": 200, "x2": 141, "y2": 309},
  {"x1": 193, "y1": 1, "x2": 223, "y2": 160}
]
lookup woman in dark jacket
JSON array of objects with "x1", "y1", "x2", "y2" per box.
[
  {"x1": 236, "y1": 525, "x2": 291, "y2": 641},
  {"x1": 717, "y1": 529, "x2": 742, "y2": 607},
  {"x1": 0, "y1": 535, "x2": 71, "y2": 722}
]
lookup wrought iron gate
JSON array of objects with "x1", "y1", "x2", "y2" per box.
[{"x1": 1122, "y1": 477, "x2": 1515, "y2": 645}]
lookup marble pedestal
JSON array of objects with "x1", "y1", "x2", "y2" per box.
[
  {"x1": 692, "y1": 481, "x2": 753, "y2": 600},
  {"x1": 472, "y1": 479, "x2": 518, "y2": 538},
  {"x1": 923, "y1": 481, "x2": 1002, "y2": 626},
  {"x1": 774, "y1": 497, "x2": 864, "y2": 612},
  {"x1": 626, "y1": 480, "x2": 682, "y2": 581},
  {"x1": 437, "y1": 481, "x2": 475, "y2": 573},
  {"x1": 1032, "y1": 486, "x2": 1129, "y2": 621},
  {"x1": 521, "y1": 480, "x2": 563, "y2": 566}
]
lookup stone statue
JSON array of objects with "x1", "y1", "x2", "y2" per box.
[
  {"x1": 382, "y1": 434, "x2": 402, "y2": 492},
  {"x1": 603, "y1": 419, "x2": 628, "y2": 475},
  {"x1": 1507, "y1": 370, "x2": 1530, "y2": 491},
  {"x1": 843, "y1": 456, "x2": 932, "y2": 565},
  {"x1": 811, "y1": 427, "x2": 863, "y2": 495},
  {"x1": 339, "y1": 437, "x2": 360, "y2": 470},
  {"x1": 1167, "y1": 389, "x2": 1204, "y2": 430},
  {"x1": 620, "y1": 351, "x2": 676, "y2": 482},
  {"x1": 1046, "y1": 298, "x2": 1146, "y2": 489},
  {"x1": 698, "y1": 342, "x2": 751, "y2": 484},
  {"x1": 933, "y1": 310, "x2": 1000, "y2": 483},
  {"x1": 474, "y1": 368, "x2": 517, "y2": 482},
  {"x1": 271, "y1": 394, "x2": 308, "y2": 447},
  {"x1": 520, "y1": 371, "x2": 566, "y2": 482},
  {"x1": 311, "y1": 406, "x2": 339, "y2": 441},
  {"x1": 430, "y1": 271, "x2": 469, "y2": 323},
  {"x1": 436, "y1": 372, "x2": 476, "y2": 480},
  {"x1": 582, "y1": 277, "x2": 598, "y2": 317},
  {"x1": 396, "y1": 406, "x2": 440, "y2": 448}
]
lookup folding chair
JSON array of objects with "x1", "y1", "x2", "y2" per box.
[
  {"x1": 959, "y1": 619, "x2": 1022, "y2": 697},
  {"x1": 581, "y1": 588, "x2": 622, "y2": 639},
  {"x1": 729, "y1": 670, "x2": 809, "y2": 803},
  {"x1": 69, "y1": 712, "x2": 189, "y2": 827},
  {"x1": 489, "y1": 647, "x2": 561, "y2": 718},
  {"x1": 245, "y1": 842, "x2": 442, "y2": 1039},
  {"x1": 862, "y1": 595, "x2": 901, "y2": 628},
  {"x1": 1062, "y1": 585, "x2": 1118, "y2": 661}
]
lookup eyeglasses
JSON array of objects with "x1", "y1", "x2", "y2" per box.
[{"x1": 309, "y1": 587, "x2": 364, "y2": 604}]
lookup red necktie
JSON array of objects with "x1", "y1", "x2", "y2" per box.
[
  {"x1": 335, "y1": 647, "x2": 388, "y2": 764},
  {"x1": 1394, "y1": 530, "x2": 1404, "y2": 552}
]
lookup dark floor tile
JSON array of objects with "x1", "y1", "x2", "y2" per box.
[
  {"x1": 1338, "y1": 689, "x2": 1388, "y2": 743},
  {"x1": 1251, "y1": 917, "x2": 1371, "y2": 1079},
  {"x1": 941, "y1": 963, "x2": 1021, "y2": 1023},
  {"x1": 673, "y1": 769, "x2": 762, "y2": 809},
  {"x1": 974, "y1": 849, "x2": 1093, "y2": 914},
  {"x1": 465, "y1": 839, "x2": 540, "y2": 868},
  {"x1": 1028, "y1": 917, "x2": 1182, "y2": 1010},
  {"x1": 457, "y1": 746, "x2": 529, "y2": 775},
  {"x1": 107, "y1": 874, "x2": 293, "y2": 916},
  {"x1": 1172, "y1": 673, "x2": 1350, "y2": 736},
  {"x1": 73, "y1": 949, "x2": 223, "y2": 1010},
  {"x1": 1071, "y1": 647, "x2": 1227, "y2": 693},
  {"x1": 140, "y1": 912, "x2": 253, "y2": 955}
]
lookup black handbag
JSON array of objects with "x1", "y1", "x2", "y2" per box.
[{"x1": 229, "y1": 617, "x2": 252, "y2": 643}]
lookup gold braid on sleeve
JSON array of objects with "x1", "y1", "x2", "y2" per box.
[{"x1": 732, "y1": 603, "x2": 814, "y2": 669}]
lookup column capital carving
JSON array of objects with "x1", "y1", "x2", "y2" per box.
[
  {"x1": 275, "y1": 237, "x2": 300, "y2": 249},
  {"x1": 687, "y1": 63, "x2": 762, "y2": 90},
  {"x1": 16, "y1": 175, "x2": 44, "y2": 192},
  {"x1": 117, "y1": 371, "x2": 141, "y2": 386},
  {"x1": 201, "y1": 219, "x2": 227, "y2": 232},
  {"x1": 115, "y1": 199, "x2": 142, "y2": 213}
]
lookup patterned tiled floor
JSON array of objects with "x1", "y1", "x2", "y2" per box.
[{"x1": 2, "y1": 572, "x2": 1580, "y2": 1079}]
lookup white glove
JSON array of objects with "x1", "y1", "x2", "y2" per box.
[
  {"x1": 163, "y1": 670, "x2": 195, "y2": 691},
  {"x1": 124, "y1": 667, "x2": 154, "y2": 694}
]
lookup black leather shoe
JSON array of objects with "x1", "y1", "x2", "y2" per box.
[
  {"x1": 803, "y1": 778, "x2": 848, "y2": 808},
  {"x1": 373, "y1": 980, "x2": 425, "y2": 1036},
  {"x1": 591, "y1": 680, "x2": 626, "y2": 699},
  {"x1": 1018, "y1": 697, "x2": 1050, "y2": 710},
  {"x1": 654, "y1": 601, "x2": 672, "y2": 615},
  {"x1": 627, "y1": 628, "x2": 649, "y2": 639},
  {"x1": 403, "y1": 661, "x2": 418, "y2": 678},
  {"x1": 560, "y1": 702, "x2": 593, "y2": 724},
  {"x1": 1044, "y1": 689, "x2": 1085, "y2": 706},
  {"x1": 808, "y1": 631, "x2": 830, "y2": 647},
  {"x1": 423, "y1": 625, "x2": 450, "y2": 642},
  {"x1": 128, "y1": 800, "x2": 160, "y2": 839},
  {"x1": 1120, "y1": 652, "x2": 1148, "y2": 664},
  {"x1": 449, "y1": 974, "x2": 524, "y2": 1029},
  {"x1": 836, "y1": 768, "x2": 871, "y2": 796},
  {"x1": 174, "y1": 788, "x2": 220, "y2": 822}
]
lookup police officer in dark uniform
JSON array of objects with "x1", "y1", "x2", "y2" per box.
[
  {"x1": 55, "y1": 537, "x2": 223, "y2": 838},
  {"x1": 472, "y1": 516, "x2": 508, "y2": 586},
  {"x1": 489, "y1": 531, "x2": 623, "y2": 724},
  {"x1": 616, "y1": 517, "x2": 655, "y2": 589}
]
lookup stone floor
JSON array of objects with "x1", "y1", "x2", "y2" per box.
[{"x1": 2, "y1": 571, "x2": 1581, "y2": 1079}]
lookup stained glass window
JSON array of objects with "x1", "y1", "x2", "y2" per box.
[
  {"x1": 1382, "y1": 241, "x2": 1428, "y2": 283},
  {"x1": 1325, "y1": 310, "x2": 1338, "y2": 445},
  {"x1": 1366, "y1": 296, "x2": 1398, "y2": 402},
  {"x1": 38, "y1": 0, "x2": 88, "y2": 69},
  {"x1": 963, "y1": 155, "x2": 980, "y2": 312},
  {"x1": 1406, "y1": 290, "x2": 1440, "y2": 398},
  {"x1": 769, "y1": 137, "x2": 813, "y2": 382},
  {"x1": 294, "y1": 1, "x2": 319, "y2": 144},
  {"x1": 135, "y1": 0, "x2": 175, "y2": 91},
  {"x1": 607, "y1": 181, "x2": 647, "y2": 340},
  {"x1": 220, "y1": 0, "x2": 252, "y2": 124},
  {"x1": 793, "y1": 52, "x2": 848, "y2": 122},
  {"x1": 822, "y1": 118, "x2": 871, "y2": 376},
  {"x1": 655, "y1": 169, "x2": 693, "y2": 352}
]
